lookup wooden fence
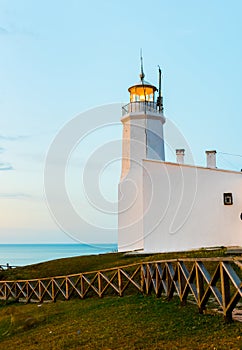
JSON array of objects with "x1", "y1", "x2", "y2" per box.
[
  {"x1": 0, "y1": 257, "x2": 241, "y2": 321},
  {"x1": 0, "y1": 264, "x2": 16, "y2": 271}
]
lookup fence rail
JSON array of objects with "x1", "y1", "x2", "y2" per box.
[{"x1": 0, "y1": 257, "x2": 241, "y2": 321}]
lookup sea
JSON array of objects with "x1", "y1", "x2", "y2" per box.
[{"x1": 0, "y1": 243, "x2": 118, "y2": 267}]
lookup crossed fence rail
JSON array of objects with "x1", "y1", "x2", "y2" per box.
[{"x1": 0, "y1": 257, "x2": 241, "y2": 321}]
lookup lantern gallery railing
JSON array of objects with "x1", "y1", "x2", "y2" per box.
[
  {"x1": 122, "y1": 101, "x2": 161, "y2": 116},
  {"x1": 0, "y1": 258, "x2": 241, "y2": 321}
]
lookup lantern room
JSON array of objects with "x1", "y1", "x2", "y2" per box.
[{"x1": 128, "y1": 81, "x2": 157, "y2": 102}]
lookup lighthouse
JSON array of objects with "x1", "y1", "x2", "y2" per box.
[
  {"x1": 120, "y1": 60, "x2": 166, "y2": 180},
  {"x1": 118, "y1": 60, "x2": 166, "y2": 252},
  {"x1": 118, "y1": 61, "x2": 242, "y2": 254}
]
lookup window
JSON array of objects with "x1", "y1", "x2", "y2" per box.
[{"x1": 223, "y1": 193, "x2": 233, "y2": 205}]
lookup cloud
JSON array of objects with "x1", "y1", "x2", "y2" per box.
[
  {"x1": 0, "y1": 162, "x2": 13, "y2": 171},
  {"x1": 0, "y1": 26, "x2": 8, "y2": 35},
  {"x1": 0, "y1": 192, "x2": 42, "y2": 202},
  {"x1": 0, "y1": 147, "x2": 4, "y2": 153},
  {"x1": 0, "y1": 25, "x2": 39, "y2": 39},
  {"x1": 0, "y1": 193, "x2": 32, "y2": 199},
  {"x1": 0, "y1": 134, "x2": 27, "y2": 141}
]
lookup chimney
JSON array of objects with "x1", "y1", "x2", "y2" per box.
[
  {"x1": 206, "y1": 150, "x2": 217, "y2": 168},
  {"x1": 176, "y1": 149, "x2": 185, "y2": 164}
]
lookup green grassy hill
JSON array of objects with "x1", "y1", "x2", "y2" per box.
[
  {"x1": 0, "y1": 248, "x2": 241, "y2": 350},
  {"x1": 0, "y1": 247, "x2": 227, "y2": 281}
]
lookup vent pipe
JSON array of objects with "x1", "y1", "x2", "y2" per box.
[
  {"x1": 206, "y1": 150, "x2": 217, "y2": 168},
  {"x1": 176, "y1": 149, "x2": 185, "y2": 164}
]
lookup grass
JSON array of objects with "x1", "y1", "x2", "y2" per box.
[
  {"x1": 0, "y1": 295, "x2": 241, "y2": 349},
  {"x1": 0, "y1": 247, "x2": 241, "y2": 349},
  {"x1": 0, "y1": 247, "x2": 227, "y2": 281}
]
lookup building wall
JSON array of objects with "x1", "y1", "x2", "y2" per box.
[
  {"x1": 146, "y1": 117, "x2": 165, "y2": 161},
  {"x1": 118, "y1": 111, "x2": 165, "y2": 252},
  {"x1": 120, "y1": 114, "x2": 147, "y2": 180},
  {"x1": 118, "y1": 166, "x2": 144, "y2": 252},
  {"x1": 143, "y1": 160, "x2": 242, "y2": 252},
  {"x1": 120, "y1": 112, "x2": 165, "y2": 180}
]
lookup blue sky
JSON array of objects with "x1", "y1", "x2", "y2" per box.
[{"x1": 0, "y1": 0, "x2": 241, "y2": 243}]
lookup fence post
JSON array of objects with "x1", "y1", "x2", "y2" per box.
[
  {"x1": 80, "y1": 274, "x2": 84, "y2": 299},
  {"x1": 51, "y1": 279, "x2": 56, "y2": 302},
  {"x1": 196, "y1": 262, "x2": 205, "y2": 314},
  {"x1": 98, "y1": 272, "x2": 103, "y2": 298},
  {"x1": 140, "y1": 264, "x2": 145, "y2": 294},
  {"x1": 220, "y1": 262, "x2": 232, "y2": 322},
  {"x1": 178, "y1": 262, "x2": 186, "y2": 306},
  {"x1": 118, "y1": 269, "x2": 123, "y2": 297}
]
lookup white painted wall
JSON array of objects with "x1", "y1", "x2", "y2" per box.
[
  {"x1": 120, "y1": 112, "x2": 165, "y2": 180},
  {"x1": 120, "y1": 114, "x2": 147, "y2": 180},
  {"x1": 143, "y1": 160, "x2": 242, "y2": 252},
  {"x1": 118, "y1": 166, "x2": 144, "y2": 252},
  {"x1": 119, "y1": 113, "x2": 148, "y2": 252},
  {"x1": 118, "y1": 110, "x2": 165, "y2": 252},
  {"x1": 146, "y1": 117, "x2": 165, "y2": 161}
]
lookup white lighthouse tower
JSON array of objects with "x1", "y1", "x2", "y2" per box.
[
  {"x1": 118, "y1": 59, "x2": 242, "y2": 254},
  {"x1": 118, "y1": 60, "x2": 166, "y2": 252}
]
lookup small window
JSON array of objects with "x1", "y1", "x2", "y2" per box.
[{"x1": 224, "y1": 193, "x2": 233, "y2": 205}]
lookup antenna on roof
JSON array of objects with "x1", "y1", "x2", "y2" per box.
[
  {"x1": 157, "y1": 65, "x2": 163, "y2": 112},
  {"x1": 140, "y1": 49, "x2": 145, "y2": 82}
]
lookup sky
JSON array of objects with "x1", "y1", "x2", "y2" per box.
[{"x1": 0, "y1": 0, "x2": 241, "y2": 243}]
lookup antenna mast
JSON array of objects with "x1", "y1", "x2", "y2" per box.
[
  {"x1": 157, "y1": 65, "x2": 163, "y2": 112},
  {"x1": 140, "y1": 49, "x2": 145, "y2": 82}
]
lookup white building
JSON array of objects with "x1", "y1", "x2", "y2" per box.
[{"x1": 118, "y1": 65, "x2": 242, "y2": 253}]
